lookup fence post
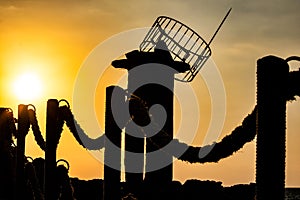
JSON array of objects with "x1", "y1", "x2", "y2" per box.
[
  {"x1": 16, "y1": 104, "x2": 29, "y2": 200},
  {"x1": 103, "y1": 86, "x2": 123, "y2": 200},
  {"x1": 45, "y1": 99, "x2": 59, "y2": 200},
  {"x1": 256, "y1": 56, "x2": 289, "y2": 200}
]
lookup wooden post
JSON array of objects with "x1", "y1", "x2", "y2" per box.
[
  {"x1": 256, "y1": 56, "x2": 289, "y2": 200},
  {"x1": 16, "y1": 104, "x2": 29, "y2": 200},
  {"x1": 103, "y1": 86, "x2": 123, "y2": 200},
  {"x1": 45, "y1": 99, "x2": 59, "y2": 200}
]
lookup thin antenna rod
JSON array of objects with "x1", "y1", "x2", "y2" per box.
[{"x1": 208, "y1": 8, "x2": 232, "y2": 46}]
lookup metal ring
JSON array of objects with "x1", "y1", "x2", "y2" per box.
[
  {"x1": 56, "y1": 159, "x2": 70, "y2": 171},
  {"x1": 27, "y1": 104, "x2": 36, "y2": 112},
  {"x1": 58, "y1": 99, "x2": 70, "y2": 108},
  {"x1": 5, "y1": 108, "x2": 16, "y2": 123},
  {"x1": 286, "y1": 56, "x2": 300, "y2": 62},
  {"x1": 26, "y1": 156, "x2": 34, "y2": 163},
  {"x1": 6, "y1": 108, "x2": 13, "y2": 113}
]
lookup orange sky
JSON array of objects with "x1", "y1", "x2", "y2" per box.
[{"x1": 1, "y1": 0, "x2": 300, "y2": 187}]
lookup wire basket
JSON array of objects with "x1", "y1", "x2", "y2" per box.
[{"x1": 139, "y1": 16, "x2": 212, "y2": 82}]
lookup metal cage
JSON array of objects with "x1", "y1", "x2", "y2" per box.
[{"x1": 139, "y1": 16, "x2": 212, "y2": 82}]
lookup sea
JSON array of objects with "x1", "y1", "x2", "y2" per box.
[{"x1": 285, "y1": 188, "x2": 300, "y2": 200}]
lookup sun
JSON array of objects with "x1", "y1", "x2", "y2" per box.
[{"x1": 13, "y1": 72, "x2": 43, "y2": 102}]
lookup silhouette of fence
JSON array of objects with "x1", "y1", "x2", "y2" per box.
[{"x1": 0, "y1": 55, "x2": 299, "y2": 200}]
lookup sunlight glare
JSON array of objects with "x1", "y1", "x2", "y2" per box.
[{"x1": 13, "y1": 73, "x2": 42, "y2": 101}]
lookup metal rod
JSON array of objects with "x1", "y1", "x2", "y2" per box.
[{"x1": 208, "y1": 8, "x2": 232, "y2": 46}]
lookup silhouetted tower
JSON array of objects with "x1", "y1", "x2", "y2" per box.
[
  {"x1": 113, "y1": 45, "x2": 190, "y2": 190},
  {"x1": 110, "y1": 9, "x2": 231, "y2": 196}
]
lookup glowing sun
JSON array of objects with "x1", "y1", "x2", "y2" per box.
[{"x1": 13, "y1": 73, "x2": 42, "y2": 101}]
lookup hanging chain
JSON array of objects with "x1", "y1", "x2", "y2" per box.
[
  {"x1": 60, "y1": 106, "x2": 105, "y2": 150},
  {"x1": 9, "y1": 95, "x2": 257, "y2": 163},
  {"x1": 24, "y1": 161, "x2": 44, "y2": 200},
  {"x1": 125, "y1": 92, "x2": 258, "y2": 164},
  {"x1": 28, "y1": 110, "x2": 46, "y2": 151},
  {"x1": 178, "y1": 106, "x2": 257, "y2": 163}
]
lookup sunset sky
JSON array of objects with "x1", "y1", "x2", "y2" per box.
[{"x1": 1, "y1": 0, "x2": 300, "y2": 187}]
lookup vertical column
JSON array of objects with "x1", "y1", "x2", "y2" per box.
[
  {"x1": 256, "y1": 56, "x2": 289, "y2": 200},
  {"x1": 144, "y1": 82, "x2": 174, "y2": 184},
  {"x1": 103, "y1": 86, "x2": 123, "y2": 200},
  {"x1": 45, "y1": 99, "x2": 59, "y2": 200},
  {"x1": 111, "y1": 48, "x2": 185, "y2": 197},
  {"x1": 142, "y1": 73, "x2": 174, "y2": 200},
  {"x1": 16, "y1": 104, "x2": 29, "y2": 200},
  {"x1": 125, "y1": 81, "x2": 145, "y2": 192},
  {"x1": 124, "y1": 128, "x2": 144, "y2": 188},
  {"x1": 0, "y1": 109, "x2": 14, "y2": 200}
]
